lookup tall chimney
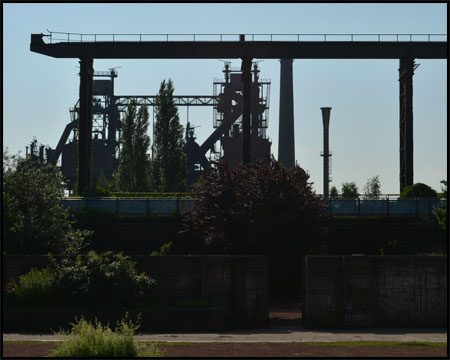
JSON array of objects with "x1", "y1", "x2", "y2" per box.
[
  {"x1": 321, "y1": 107, "x2": 332, "y2": 197},
  {"x1": 278, "y1": 59, "x2": 295, "y2": 167}
]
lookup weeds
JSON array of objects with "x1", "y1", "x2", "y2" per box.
[{"x1": 49, "y1": 312, "x2": 165, "y2": 357}]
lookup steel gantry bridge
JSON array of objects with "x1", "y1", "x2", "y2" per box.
[{"x1": 30, "y1": 32, "x2": 447, "y2": 193}]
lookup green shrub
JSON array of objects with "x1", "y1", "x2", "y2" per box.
[
  {"x1": 432, "y1": 206, "x2": 447, "y2": 231},
  {"x1": 50, "y1": 250, "x2": 157, "y2": 307},
  {"x1": 6, "y1": 268, "x2": 55, "y2": 307},
  {"x1": 151, "y1": 241, "x2": 173, "y2": 256},
  {"x1": 49, "y1": 313, "x2": 166, "y2": 357},
  {"x1": 81, "y1": 186, "x2": 111, "y2": 197},
  {"x1": 3, "y1": 149, "x2": 92, "y2": 255},
  {"x1": 400, "y1": 183, "x2": 438, "y2": 198}
]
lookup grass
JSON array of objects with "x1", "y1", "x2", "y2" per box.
[
  {"x1": 47, "y1": 313, "x2": 166, "y2": 357},
  {"x1": 307, "y1": 341, "x2": 447, "y2": 347}
]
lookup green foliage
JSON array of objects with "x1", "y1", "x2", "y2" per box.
[
  {"x1": 182, "y1": 158, "x2": 327, "y2": 255},
  {"x1": 6, "y1": 268, "x2": 55, "y2": 307},
  {"x1": 96, "y1": 171, "x2": 118, "y2": 193},
  {"x1": 2, "y1": 148, "x2": 92, "y2": 254},
  {"x1": 49, "y1": 250, "x2": 157, "y2": 307},
  {"x1": 432, "y1": 206, "x2": 447, "y2": 231},
  {"x1": 49, "y1": 313, "x2": 151, "y2": 357},
  {"x1": 438, "y1": 180, "x2": 447, "y2": 199},
  {"x1": 135, "y1": 104, "x2": 152, "y2": 191},
  {"x1": 116, "y1": 101, "x2": 152, "y2": 192},
  {"x1": 363, "y1": 175, "x2": 381, "y2": 199},
  {"x1": 117, "y1": 100, "x2": 138, "y2": 191},
  {"x1": 151, "y1": 241, "x2": 173, "y2": 256},
  {"x1": 81, "y1": 186, "x2": 111, "y2": 197},
  {"x1": 151, "y1": 79, "x2": 187, "y2": 192},
  {"x1": 341, "y1": 182, "x2": 359, "y2": 199},
  {"x1": 329, "y1": 186, "x2": 339, "y2": 199},
  {"x1": 400, "y1": 183, "x2": 438, "y2": 198}
]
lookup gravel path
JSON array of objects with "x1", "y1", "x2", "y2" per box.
[{"x1": 3, "y1": 327, "x2": 447, "y2": 343}]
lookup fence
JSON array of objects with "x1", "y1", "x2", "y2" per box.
[{"x1": 62, "y1": 198, "x2": 447, "y2": 217}]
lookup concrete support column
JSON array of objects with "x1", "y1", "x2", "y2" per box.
[
  {"x1": 241, "y1": 56, "x2": 252, "y2": 165},
  {"x1": 399, "y1": 57, "x2": 414, "y2": 193},
  {"x1": 78, "y1": 57, "x2": 94, "y2": 194},
  {"x1": 278, "y1": 59, "x2": 295, "y2": 167}
]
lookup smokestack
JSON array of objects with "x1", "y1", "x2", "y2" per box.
[
  {"x1": 321, "y1": 107, "x2": 332, "y2": 197},
  {"x1": 278, "y1": 59, "x2": 295, "y2": 167}
]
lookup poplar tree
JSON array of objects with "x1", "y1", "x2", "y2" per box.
[
  {"x1": 116, "y1": 100, "x2": 152, "y2": 192},
  {"x1": 151, "y1": 79, "x2": 187, "y2": 192},
  {"x1": 134, "y1": 104, "x2": 151, "y2": 191},
  {"x1": 117, "y1": 100, "x2": 137, "y2": 191}
]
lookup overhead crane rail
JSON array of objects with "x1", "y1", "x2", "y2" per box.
[{"x1": 44, "y1": 31, "x2": 447, "y2": 44}]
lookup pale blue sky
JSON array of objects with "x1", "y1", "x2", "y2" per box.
[{"x1": 3, "y1": 3, "x2": 447, "y2": 194}]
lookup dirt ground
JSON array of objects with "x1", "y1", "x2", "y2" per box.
[
  {"x1": 2, "y1": 341, "x2": 447, "y2": 358},
  {"x1": 3, "y1": 310, "x2": 446, "y2": 357}
]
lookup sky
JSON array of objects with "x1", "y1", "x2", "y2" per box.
[{"x1": 3, "y1": 3, "x2": 447, "y2": 195}]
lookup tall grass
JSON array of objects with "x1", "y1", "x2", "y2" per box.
[
  {"x1": 49, "y1": 312, "x2": 165, "y2": 357},
  {"x1": 8, "y1": 267, "x2": 55, "y2": 307}
]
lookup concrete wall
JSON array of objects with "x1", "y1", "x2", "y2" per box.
[
  {"x1": 3, "y1": 255, "x2": 269, "y2": 329},
  {"x1": 303, "y1": 255, "x2": 447, "y2": 328}
]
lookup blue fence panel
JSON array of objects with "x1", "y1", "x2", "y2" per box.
[
  {"x1": 62, "y1": 199, "x2": 87, "y2": 211},
  {"x1": 418, "y1": 199, "x2": 446, "y2": 216},
  {"x1": 360, "y1": 200, "x2": 387, "y2": 216},
  {"x1": 331, "y1": 200, "x2": 358, "y2": 216},
  {"x1": 61, "y1": 198, "x2": 446, "y2": 216},
  {"x1": 149, "y1": 199, "x2": 178, "y2": 214},
  {"x1": 87, "y1": 199, "x2": 117, "y2": 213},
  {"x1": 178, "y1": 199, "x2": 195, "y2": 212},
  {"x1": 118, "y1": 199, "x2": 147, "y2": 215},
  {"x1": 389, "y1": 199, "x2": 416, "y2": 215}
]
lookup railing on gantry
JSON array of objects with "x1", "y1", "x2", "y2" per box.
[{"x1": 42, "y1": 31, "x2": 448, "y2": 44}]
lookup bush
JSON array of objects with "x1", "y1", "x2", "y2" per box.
[
  {"x1": 151, "y1": 241, "x2": 173, "y2": 256},
  {"x1": 6, "y1": 268, "x2": 55, "y2": 307},
  {"x1": 50, "y1": 313, "x2": 165, "y2": 357},
  {"x1": 181, "y1": 158, "x2": 327, "y2": 255},
  {"x1": 3, "y1": 150, "x2": 92, "y2": 254},
  {"x1": 432, "y1": 206, "x2": 447, "y2": 231},
  {"x1": 50, "y1": 250, "x2": 157, "y2": 307},
  {"x1": 400, "y1": 183, "x2": 438, "y2": 198},
  {"x1": 81, "y1": 186, "x2": 111, "y2": 197}
]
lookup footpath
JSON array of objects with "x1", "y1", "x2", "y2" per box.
[{"x1": 3, "y1": 327, "x2": 447, "y2": 343}]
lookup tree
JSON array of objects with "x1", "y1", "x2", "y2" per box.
[
  {"x1": 341, "y1": 182, "x2": 359, "y2": 199},
  {"x1": 181, "y1": 157, "x2": 327, "y2": 255},
  {"x1": 363, "y1": 175, "x2": 382, "y2": 199},
  {"x1": 151, "y1": 79, "x2": 187, "y2": 192},
  {"x1": 116, "y1": 100, "x2": 137, "y2": 191},
  {"x1": 134, "y1": 104, "x2": 151, "y2": 191},
  {"x1": 116, "y1": 101, "x2": 152, "y2": 192},
  {"x1": 3, "y1": 148, "x2": 91, "y2": 254},
  {"x1": 329, "y1": 186, "x2": 339, "y2": 199},
  {"x1": 439, "y1": 180, "x2": 447, "y2": 199},
  {"x1": 400, "y1": 183, "x2": 438, "y2": 198}
]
